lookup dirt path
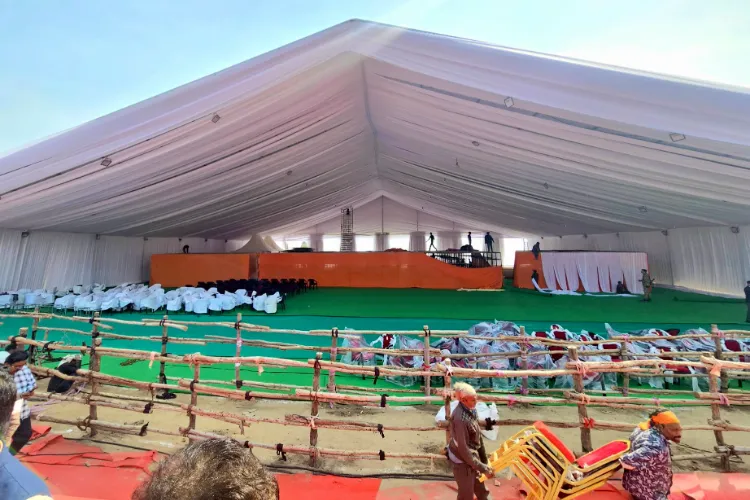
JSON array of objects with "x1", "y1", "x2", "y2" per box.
[{"x1": 32, "y1": 387, "x2": 748, "y2": 475}]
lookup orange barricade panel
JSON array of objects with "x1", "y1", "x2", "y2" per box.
[
  {"x1": 150, "y1": 254, "x2": 252, "y2": 287},
  {"x1": 259, "y1": 252, "x2": 503, "y2": 289},
  {"x1": 513, "y1": 251, "x2": 546, "y2": 289}
]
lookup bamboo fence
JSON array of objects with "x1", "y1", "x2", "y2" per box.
[{"x1": 3, "y1": 312, "x2": 750, "y2": 472}]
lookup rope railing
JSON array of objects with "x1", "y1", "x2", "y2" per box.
[{"x1": 3, "y1": 312, "x2": 750, "y2": 472}]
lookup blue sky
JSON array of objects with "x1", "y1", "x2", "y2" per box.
[{"x1": 1, "y1": 0, "x2": 748, "y2": 154}]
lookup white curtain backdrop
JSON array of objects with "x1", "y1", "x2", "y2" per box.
[
  {"x1": 595, "y1": 253, "x2": 614, "y2": 293},
  {"x1": 437, "y1": 231, "x2": 461, "y2": 250},
  {"x1": 410, "y1": 231, "x2": 426, "y2": 251},
  {"x1": 541, "y1": 251, "x2": 559, "y2": 290},
  {"x1": 16, "y1": 232, "x2": 96, "y2": 290},
  {"x1": 562, "y1": 256, "x2": 580, "y2": 292},
  {"x1": 0, "y1": 229, "x2": 23, "y2": 291},
  {"x1": 0, "y1": 231, "x2": 232, "y2": 291},
  {"x1": 309, "y1": 233, "x2": 324, "y2": 252},
  {"x1": 375, "y1": 233, "x2": 387, "y2": 252},
  {"x1": 576, "y1": 253, "x2": 600, "y2": 293},
  {"x1": 92, "y1": 236, "x2": 145, "y2": 286},
  {"x1": 619, "y1": 253, "x2": 648, "y2": 294}
]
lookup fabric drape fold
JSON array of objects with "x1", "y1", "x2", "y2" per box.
[
  {"x1": 409, "y1": 231, "x2": 426, "y2": 252},
  {"x1": 375, "y1": 233, "x2": 387, "y2": 252}
]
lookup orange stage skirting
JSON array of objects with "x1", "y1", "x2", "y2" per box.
[
  {"x1": 513, "y1": 251, "x2": 547, "y2": 289},
  {"x1": 150, "y1": 252, "x2": 503, "y2": 289},
  {"x1": 150, "y1": 254, "x2": 251, "y2": 288},
  {"x1": 259, "y1": 252, "x2": 503, "y2": 289}
]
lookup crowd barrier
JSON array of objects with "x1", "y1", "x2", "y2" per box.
[{"x1": 1, "y1": 311, "x2": 749, "y2": 472}]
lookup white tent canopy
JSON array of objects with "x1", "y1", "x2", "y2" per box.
[
  {"x1": 1, "y1": 19, "x2": 750, "y2": 294},
  {"x1": 232, "y1": 234, "x2": 275, "y2": 253}
]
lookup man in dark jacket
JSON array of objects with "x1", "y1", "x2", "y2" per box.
[
  {"x1": 447, "y1": 382, "x2": 492, "y2": 500},
  {"x1": 745, "y1": 281, "x2": 750, "y2": 322}
]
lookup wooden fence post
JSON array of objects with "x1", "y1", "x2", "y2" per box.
[
  {"x1": 519, "y1": 326, "x2": 529, "y2": 395},
  {"x1": 443, "y1": 358, "x2": 452, "y2": 445},
  {"x1": 423, "y1": 326, "x2": 432, "y2": 398},
  {"x1": 88, "y1": 313, "x2": 101, "y2": 438},
  {"x1": 158, "y1": 314, "x2": 169, "y2": 397},
  {"x1": 188, "y1": 361, "x2": 201, "y2": 442},
  {"x1": 711, "y1": 325, "x2": 729, "y2": 393},
  {"x1": 327, "y1": 328, "x2": 338, "y2": 397},
  {"x1": 310, "y1": 352, "x2": 322, "y2": 466},
  {"x1": 29, "y1": 307, "x2": 40, "y2": 364},
  {"x1": 620, "y1": 342, "x2": 630, "y2": 396},
  {"x1": 707, "y1": 356, "x2": 729, "y2": 471},
  {"x1": 569, "y1": 346, "x2": 592, "y2": 453},
  {"x1": 234, "y1": 313, "x2": 243, "y2": 386}
]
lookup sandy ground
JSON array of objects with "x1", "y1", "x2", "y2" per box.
[{"x1": 32, "y1": 386, "x2": 749, "y2": 476}]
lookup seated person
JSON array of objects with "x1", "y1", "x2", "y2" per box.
[
  {"x1": 616, "y1": 281, "x2": 630, "y2": 294},
  {"x1": 47, "y1": 355, "x2": 81, "y2": 394}
]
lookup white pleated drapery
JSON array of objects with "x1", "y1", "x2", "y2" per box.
[
  {"x1": 437, "y1": 231, "x2": 462, "y2": 251},
  {"x1": 539, "y1": 251, "x2": 647, "y2": 293},
  {"x1": 309, "y1": 233, "x2": 324, "y2": 252},
  {"x1": 374, "y1": 233, "x2": 388, "y2": 252},
  {"x1": 409, "y1": 231, "x2": 426, "y2": 252},
  {"x1": 0, "y1": 229, "x2": 230, "y2": 291}
]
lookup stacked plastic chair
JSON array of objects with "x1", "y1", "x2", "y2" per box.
[{"x1": 480, "y1": 421, "x2": 629, "y2": 499}]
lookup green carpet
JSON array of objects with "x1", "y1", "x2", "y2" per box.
[{"x1": 1, "y1": 284, "x2": 746, "y2": 396}]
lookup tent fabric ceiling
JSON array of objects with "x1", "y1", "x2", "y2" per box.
[{"x1": 2, "y1": 19, "x2": 750, "y2": 240}]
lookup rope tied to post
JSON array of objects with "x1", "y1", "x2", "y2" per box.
[
  {"x1": 519, "y1": 386, "x2": 529, "y2": 396},
  {"x1": 710, "y1": 361, "x2": 723, "y2": 378},
  {"x1": 256, "y1": 359, "x2": 264, "y2": 375},
  {"x1": 234, "y1": 321, "x2": 241, "y2": 330},
  {"x1": 309, "y1": 416, "x2": 318, "y2": 430},
  {"x1": 159, "y1": 319, "x2": 165, "y2": 327},
  {"x1": 380, "y1": 394, "x2": 388, "y2": 408},
  {"x1": 244, "y1": 391, "x2": 254, "y2": 402},
  {"x1": 573, "y1": 360, "x2": 590, "y2": 377},
  {"x1": 506, "y1": 395, "x2": 517, "y2": 407},
  {"x1": 161, "y1": 336, "x2": 169, "y2": 345},
  {"x1": 378, "y1": 450, "x2": 385, "y2": 461},
  {"x1": 276, "y1": 443, "x2": 287, "y2": 461},
  {"x1": 143, "y1": 402, "x2": 153, "y2": 414},
  {"x1": 653, "y1": 397, "x2": 661, "y2": 408},
  {"x1": 77, "y1": 416, "x2": 92, "y2": 432},
  {"x1": 373, "y1": 367, "x2": 380, "y2": 385},
  {"x1": 332, "y1": 328, "x2": 339, "y2": 339},
  {"x1": 313, "y1": 359, "x2": 321, "y2": 371},
  {"x1": 582, "y1": 417, "x2": 596, "y2": 429},
  {"x1": 718, "y1": 394, "x2": 731, "y2": 406},
  {"x1": 139, "y1": 423, "x2": 149, "y2": 436},
  {"x1": 377, "y1": 423, "x2": 384, "y2": 438},
  {"x1": 189, "y1": 379, "x2": 198, "y2": 393},
  {"x1": 235, "y1": 379, "x2": 243, "y2": 389}
]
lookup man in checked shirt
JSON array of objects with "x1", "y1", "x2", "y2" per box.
[{"x1": 4, "y1": 351, "x2": 37, "y2": 454}]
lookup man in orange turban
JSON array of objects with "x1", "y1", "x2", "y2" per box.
[{"x1": 620, "y1": 409, "x2": 682, "y2": 500}]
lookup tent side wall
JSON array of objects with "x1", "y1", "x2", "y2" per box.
[{"x1": 0, "y1": 229, "x2": 232, "y2": 290}]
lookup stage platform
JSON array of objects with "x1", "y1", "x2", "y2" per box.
[{"x1": 149, "y1": 251, "x2": 503, "y2": 289}]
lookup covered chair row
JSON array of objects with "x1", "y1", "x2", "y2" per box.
[{"x1": 481, "y1": 421, "x2": 629, "y2": 499}]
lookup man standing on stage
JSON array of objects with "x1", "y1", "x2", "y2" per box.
[
  {"x1": 484, "y1": 232, "x2": 494, "y2": 254},
  {"x1": 447, "y1": 382, "x2": 493, "y2": 500},
  {"x1": 641, "y1": 269, "x2": 654, "y2": 302},
  {"x1": 744, "y1": 280, "x2": 750, "y2": 322},
  {"x1": 467, "y1": 232, "x2": 472, "y2": 248},
  {"x1": 428, "y1": 232, "x2": 437, "y2": 251}
]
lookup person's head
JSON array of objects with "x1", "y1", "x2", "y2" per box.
[
  {"x1": 0, "y1": 369, "x2": 17, "y2": 435},
  {"x1": 746, "y1": 280, "x2": 750, "y2": 286},
  {"x1": 641, "y1": 269, "x2": 648, "y2": 274},
  {"x1": 617, "y1": 281, "x2": 622, "y2": 285},
  {"x1": 4, "y1": 350, "x2": 28, "y2": 375},
  {"x1": 453, "y1": 382, "x2": 477, "y2": 409},
  {"x1": 133, "y1": 438, "x2": 279, "y2": 500},
  {"x1": 642, "y1": 409, "x2": 682, "y2": 443}
]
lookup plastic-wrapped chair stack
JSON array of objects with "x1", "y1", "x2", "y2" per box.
[
  {"x1": 339, "y1": 335, "x2": 376, "y2": 368},
  {"x1": 384, "y1": 335, "x2": 424, "y2": 387}
]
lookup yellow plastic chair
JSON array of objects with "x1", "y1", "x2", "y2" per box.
[{"x1": 481, "y1": 421, "x2": 630, "y2": 500}]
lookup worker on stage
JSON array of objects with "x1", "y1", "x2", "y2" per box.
[
  {"x1": 641, "y1": 269, "x2": 654, "y2": 302},
  {"x1": 428, "y1": 232, "x2": 437, "y2": 251},
  {"x1": 447, "y1": 382, "x2": 493, "y2": 500},
  {"x1": 620, "y1": 409, "x2": 682, "y2": 500}
]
